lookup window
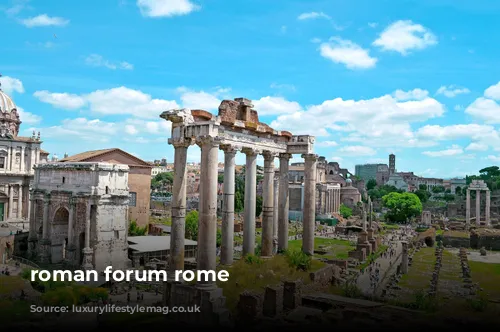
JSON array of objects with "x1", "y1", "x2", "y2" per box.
[
  {"x1": 129, "y1": 192, "x2": 137, "y2": 207},
  {"x1": 114, "y1": 230, "x2": 119, "y2": 239},
  {"x1": 62, "y1": 177, "x2": 65, "y2": 184},
  {"x1": 105, "y1": 186, "x2": 110, "y2": 194},
  {"x1": 0, "y1": 157, "x2": 4, "y2": 169}
]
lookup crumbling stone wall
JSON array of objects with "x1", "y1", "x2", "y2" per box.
[
  {"x1": 470, "y1": 231, "x2": 500, "y2": 250},
  {"x1": 442, "y1": 235, "x2": 470, "y2": 248}
]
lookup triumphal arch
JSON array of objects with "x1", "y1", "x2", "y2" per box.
[{"x1": 161, "y1": 98, "x2": 316, "y2": 293}]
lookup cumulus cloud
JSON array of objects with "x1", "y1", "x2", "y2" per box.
[
  {"x1": 33, "y1": 91, "x2": 87, "y2": 110},
  {"x1": 319, "y1": 37, "x2": 377, "y2": 70},
  {"x1": 30, "y1": 118, "x2": 117, "y2": 143},
  {"x1": 270, "y1": 88, "x2": 444, "y2": 148},
  {"x1": 85, "y1": 54, "x2": 134, "y2": 70},
  {"x1": 338, "y1": 146, "x2": 376, "y2": 156},
  {"x1": 252, "y1": 96, "x2": 301, "y2": 116},
  {"x1": 316, "y1": 141, "x2": 338, "y2": 147},
  {"x1": 20, "y1": 14, "x2": 69, "y2": 27},
  {"x1": 465, "y1": 82, "x2": 500, "y2": 123},
  {"x1": 137, "y1": 0, "x2": 200, "y2": 18},
  {"x1": 436, "y1": 85, "x2": 470, "y2": 98},
  {"x1": 422, "y1": 145, "x2": 463, "y2": 157},
  {"x1": 373, "y1": 20, "x2": 437, "y2": 55},
  {"x1": 0, "y1": 76, "x2": 25, "y2": 95}
]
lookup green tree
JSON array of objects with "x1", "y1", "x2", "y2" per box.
[
  {"x1": 414, "y1": 189, "x2": 430, "y2": 203},
  {"x1": 128, "y1": 220, "x2": 147, "y2": 236},
  {"x1": 455, "y1": 186, "x2": 462, "y2": 195},
  {"x1": 431, "y1": 185, "x2": 445, "y2": 194},
  {"x1": 418, "y1": 184, "x2": 427, "y2": 191},
  {"x1": 185, "y1": 210, "x2": 199, "y2": 240},
  {"x1": 218, "y1": 174, "x2": 224, "y2": 184},
  {"x1": 339, "y1": 204, "x2": 352, "y2": 219},
  {"x1": 382, "y1": 192, "x2": 423, "y2": 223},
  {"x1": 151, "y1": 172, "x2": 174, "y2": 189},
  {"x1": 366, "y1": 179, "x2": 377, "y2": 191}
]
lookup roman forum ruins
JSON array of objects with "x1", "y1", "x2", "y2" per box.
[
  {"x1": 466, "y1": 179, "x2": 490, "y2": 227},
  {"x1": 161, "y1": 98, "x2": 316, "y2": 289}
]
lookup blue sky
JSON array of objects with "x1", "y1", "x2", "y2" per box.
[{"x1": 2, "y1": 0, "x2": 500, "y2": 179}]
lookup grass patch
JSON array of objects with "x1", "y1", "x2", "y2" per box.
[
  {"x1": 217, "y1": 254, "x2": 325, "y2": 311},
  {"x1": 380, "y1": 223, "x2": 400, "y2": 230},
  {"x1": 469, "y1": 261, "x2": 500, "y2": 299},
  {"x1": 287, "y1": 237, "x2": 355, "y2": 260},
  {"x1": 0, "y1": 276, "x2": 26, "y2": 295},
  {"x1": 443, "y1": 230, "x2": 469, "y2": 238},
  {"x1": 396, "y1": 247, "x2": 436, "y2": 302}
]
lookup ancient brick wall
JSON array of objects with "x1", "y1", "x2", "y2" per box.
[{"x1": 128, "y1": 168, "x2": 151, "y2": 228}]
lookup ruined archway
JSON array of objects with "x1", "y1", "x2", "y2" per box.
[
  {"x1": 52, "y1": 207, "x2": 70, "y2": 262},
  {"x1": 424, "y1": 236, "x2": 435, "y2": 247},
  {"x1": 53, "y1": 207, "x2": 69, "y2": 224}
]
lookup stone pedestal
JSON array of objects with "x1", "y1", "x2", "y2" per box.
[
  {"x1": 64, "y1": 245, "x2": 77, "y2": 268},
  {"x1": 367, "y1": 228, "x2": 378, "y2": 252},
  {"x1": 81, "y1": 247, "x2": 94, "y2": 270},
  {"x1": 28, "y1": 237, "x2": 38, "y2": 260},
  {"x1": 356, "y1": 231, "x2": 372, "y2": 257},
  {"x1": 39, "y1": 238, "x2": 51, "y2": 264}
]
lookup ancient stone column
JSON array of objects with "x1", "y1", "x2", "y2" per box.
[
  {"x1": 82, "y1": 200, "x2": 94, "y2": 270},
  {"x1": 20, "y1": 146, "x2": 25, "y2": 172},
  {"x1": 476, "y1": 189, "x2": 481, "y2": 225},
  {"x1": 318, "y1": 189, "x2": 323, "y2": 214},
  {"x1": 197, "y1": 136, "x2": 220, "y2": 289},
  {"x1": 261, "y1": 151, "x2": 275, "y2": 257},
  {"x1": 466, "y1": 189, "x2": 470, "y2": 227},
  {"x1": 325, "y1": 190, "x2": 330, "y2": 214},
  {"x1": 221, "y1": 145, "x2": 237, "y2": 265},
  {"x1": 169, "y1": 139, "x2": 190, "y2": 274},
  {"x1": 278, "y1": 153, "x2": 291, "y2": 251},
  {"x1": 273, "y1": 172, "x2": 279, "y2": 251},
  {"x1": 243, "y1": 148, "x2": 258, "y2": 256},
  {"x1": 42, "y1": 198, "x2": 50, "y2": 239},
  {"x1": 8, "y1": 185, "x2": 13, "y2": 219},
  {"x1": 17, "y1": 185, "x2": 23, "y2": 219},
  {"x1": 401, "y1": 241, "x2": 409, "y2": 274},
  {"x1": 302, "y1": 154, "x2": 317, "y2": 255},
  {"x1": 28, "y1": 198, "x2": 36, "y2": 239},
  {"x1": 66, "y1": 198, "x2": 76, "y2": 264},
  {"x1": 486, "y1": 189, "x2": 491, "y2": 226}
]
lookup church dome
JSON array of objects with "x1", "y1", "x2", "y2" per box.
[
  {"x1": 0, "y1": 88, "x2": 22, "y2": 138},
  {"x1": 0, "y1": 90, "x2": 17, "y2": 113}
]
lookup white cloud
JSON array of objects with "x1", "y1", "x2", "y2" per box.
[
  {"x1": 85, "y1": 54, "x2": 134, "y2": 70},
  {"x1": 310, "y1": 37, "x2": 322, "y2": 44},
  {"x1": 137, "y1": 0, "x2": 200, "y2": 18},
  {"x1": 270, "y1": 89, "x2": 444, "y2": 148},
  {"x1": 416, "y1": 124, "x2": 500, "y2": 150},
  {"x1": 393, "y1": 88, "x2": 429, "y2": 101},
  {"x1": 31, "y1": 118, "x2": 117, "y2": 143},
  {"x1": 177, "y1": 88, "x2": 222, "y2": 111},
  {"x1": 297, "y1": 12, "x2": 331, "y2": 20},
  {"x1": 368, "y1": 22, "x2": 378, "y2": 28},
  {"x1": 319, "y1": 37, "x2": 377, "y2": 70},
  {"x1": 33, "y1": 90, "x2": 87, "y2": 110},
  {"x1": 436, "y1": 85, "x2": 470, "y2": 98},
  {"x1": 252, "y1": 96, "x2": 302, "y2": 116},
  {"x1": 17, "y1": 106, "x2": 42, "y2": 125},
  {"x1": 125, "y1": 125, "x2": 138, "y2": 135},
  {"x1": 124, "y1": 118, "x2": 171, "y2": 135},
  {"x1": 373, "y1": 20, "x2": 437, "y2": 55},
  {"x1": 34, "y1": 87, "x2": 179, "y2": 119},
  {"x1": 486, "y1": 155, "x2": 500, "y2": 163},
  {"x1": 338, "y1": 145, "x2": 376, "y2": 156},
  {"x1": 484, "y1": 81, "x2": 500, "y2": 100},
  {"x1": 422, "y1": 145, "x2": 463, "y2": 157},
  {"x1": 465, "y1": 142, "x2": 488, "y2": 151},
  {"x1": 20, "y1": 14, "x2": 69, "y2": 27},
  {"x1": 0, "y1": 76, "x2": 25, "y2": 95},
  {"x1": 465, "y1": 97, "x2": 500, "y2": 124},
  {"x1": 316, "y1": 140, "x2": 338, "y2": 147}
]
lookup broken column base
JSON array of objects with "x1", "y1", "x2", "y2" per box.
[
  {"x1": 39, "y1": 238, "x2": 52, "y2": 264},
  {"x1": 81, "y1": 247, "x2": 94, "y2": 270},
  {"x1": 165, "y1": 281, "x2": 231, "y2": 327},
  {"x1": 348, "y1": 248, "x2": 366, "y2": 262},
  {"x1": 369, "y1": 238, "x2": 378, "y2": 252}
]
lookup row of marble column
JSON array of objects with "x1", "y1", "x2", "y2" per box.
[
  {"x1": 29, "y1": 195, "x2": 93, "y2": 268},
  {"x1": 2, "y1": 146, "x2": 40, "y2": 173},
  {"x1": 169, "y1": 136, "x2": 318, "y2": 289},
  {"x1": 318, "y1": 187, "x2": 341, "y2": 215},
  {"x1": 465, "y1": 189, "x2": 490, "y2": 226},
  {"x1": 6, "y1": 184, "x2": 24, "y2": 220}
]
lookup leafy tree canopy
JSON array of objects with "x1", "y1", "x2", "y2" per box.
[
  {"x1": 382, "y1": 192, "x2": 423, "y2": 223},
  {"x1": 366, "y1": 179, "x2": 377, "y2": 191}
]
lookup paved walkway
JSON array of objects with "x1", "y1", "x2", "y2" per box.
[{"x1": 355, "y1": 229, "x2": 413, "y2": 297}]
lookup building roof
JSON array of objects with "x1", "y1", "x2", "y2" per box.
[
  {"x1": 59, "y1": 148, "x2": 152, "y2": 167},
  {"x1": 128, "y1": 235, "x2": 197, "y2": 253}
]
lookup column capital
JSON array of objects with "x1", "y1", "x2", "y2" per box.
[
  {"x1": 242, "y1": 147, "x2": 261, "y2": 156},
  {"x1": 170, "y1": 137, "x2": 192, "y2": 148},
  {"x1": 220, "y1": 144, "x2": 241, "y2": 154},
  {"x1": 278, "y1": 153, "x2": 292, "y2": 160},
  {"x1": 302, "y1": 153, "x2": 318, "y2": 162},
  {"x1": 262, "y1": 151, "x2": 278, "y2": 161},
  {"x1": 195, "y1": 135, "x2": 222, "y2": 148}
]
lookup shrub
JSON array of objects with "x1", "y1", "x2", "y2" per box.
[
  {"x1": 244, "y1": 254, "x2": 263, "y2": 265},
  {"x1": 410, "y1": 290, "x2": 438, "y2": 312},
  {"x1": 467, "y1": 292, "x2": 489, "y2": 312},
  {"x1": 341, "y1": 281, "x2": 362, "y2": 298},
  {"x1": 284, "y1": 249, "x2": 312, "y2": 271}
]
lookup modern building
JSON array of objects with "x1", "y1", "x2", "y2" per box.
[
  {"x1": 0, "y1": 86, "x2": 49, "y2": 227},
  {"x1": 60, "y1": 148, "x2": 152, "y2": 228},
  {"x1": 355, "y1": 163, "x2": 389, "y2": 182},
  {"x1": 151, "y1": 165, "x2": 170, "y2": 177}
]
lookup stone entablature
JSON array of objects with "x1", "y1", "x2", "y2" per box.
[{"x1": 30, "y1": 162, "x2": 130, "y2": 271}]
